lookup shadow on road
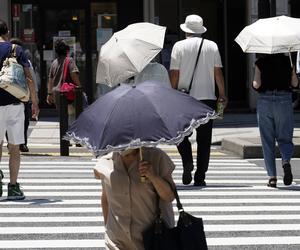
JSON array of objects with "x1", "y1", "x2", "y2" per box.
[{"x1": 0, "y1": 198, "x2": 63, "y2": 204}]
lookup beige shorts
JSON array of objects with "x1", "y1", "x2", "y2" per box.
[{"x1": 0, "y1": 103, "x2": 25, "y2": 145}]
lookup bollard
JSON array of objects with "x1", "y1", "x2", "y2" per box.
[
  {"x1": 59, "y1": 92, "x2": 69, "y2": 156},
  {"x1": 75, "y1": 86, "x2": 83, "y2": 119}
]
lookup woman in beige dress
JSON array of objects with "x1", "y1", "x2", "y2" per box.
[{"x1": 94, "y1": 147, "x2": 175, "y2": 250}]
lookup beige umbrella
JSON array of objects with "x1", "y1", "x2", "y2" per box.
[
  {"x1": 235, "y1": 16, "x2": 300, "y2": 54},
  {"x1": 96, "y1": 22, "x2": 166, "y2": 87}
]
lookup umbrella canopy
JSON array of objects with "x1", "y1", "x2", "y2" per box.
[
  {"x1": 235, "y1": 15, "x2": 300, "y2": 54},
  {"x1": 96, "y1": 22, "x2": 166, "y2": 87},
  {"x1": 65, "y1": 81, "x2": 216, "y2": 157}
]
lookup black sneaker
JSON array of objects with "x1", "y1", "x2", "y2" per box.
[
  {"x1": 7, "y1": 183, "x2": 25, "y2": 200},
  {"x1": 194, "y1": 180, "x2": 206, "y2": 187},
  {"x1": 19, "y1": 144, "x2": 29, "y2": 152},
  {"x1": 0, "y1": 170, "x2": 3, "y2": 197},
  {"x1": 283, "y1": 163, "x2": 293, "y2": 185},
  {"x1": 182, "y1": 163, "x2": 194, "y2": 185}
]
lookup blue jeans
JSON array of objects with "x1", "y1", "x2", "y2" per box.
[{"x1": 257, "y1": 91, "x2": 294, "y2": 177}]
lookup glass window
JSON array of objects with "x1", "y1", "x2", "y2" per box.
[
  {"x1": 11, "y1": 3, "x2": 42, "y2": 97},
  {"x1": 90, "y1": 2, "x2": 117, "y2": 98}
]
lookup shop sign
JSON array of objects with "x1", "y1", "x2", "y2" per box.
[
  {"x1": 12, "y1": 4, "x2": 20, "y2": 21},
  {"x1": 58, "y1": 30, "x2": 71, "y2": 37},
  {"x1": 23, "y1": 29, "x2": 35, "y2": 43},
  {"x1": 22, "y1": 4, "x2": 32, "y2": 12}
]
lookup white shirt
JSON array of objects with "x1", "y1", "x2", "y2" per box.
[{"x1": 170, "y1": 37, "x2": 223, "y2": 100}]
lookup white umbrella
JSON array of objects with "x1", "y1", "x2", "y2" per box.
[
  {"x1": 96, "y1": 22, "x2": 166, "y2": 87},
  {"x1": 235, "y1": 15, "x2": 300, "y2": 54}
]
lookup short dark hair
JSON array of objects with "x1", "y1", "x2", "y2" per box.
[
  {"x1": 0, "y1": 19, "x2": 8, "y2": 36},
  {"x1": 54, "y1": 39, "x2": 70, "y2": 56}
]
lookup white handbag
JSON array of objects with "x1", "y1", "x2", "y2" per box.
[{"x1": 0, "y1": 44, "x2": 29, "y2": 101}]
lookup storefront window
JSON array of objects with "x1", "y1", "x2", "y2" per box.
[
  {"x1": 11, "y1": 3, "x2": 41, "y2": 97},
  {"x1": 43, "y1": 8, "x2": 86, "y2": 91},
  {"x1": 90, "y1": 2, "x2": 117, "y2": 98}
]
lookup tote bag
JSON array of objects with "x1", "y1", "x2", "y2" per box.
[
  {"x1": 143, "y1": 185, "x2": 208, "y2": 250},
  {"x1": 0, "y1": 44, "x2": 29, "y2": 101}
]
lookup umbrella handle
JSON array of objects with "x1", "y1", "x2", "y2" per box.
[
  {"x1": 139, "y1": 147, "x2": 143, "y2": 161},
  {"x1": 289, "y1": 52, "x2": 294, "y2": 68},
  {"x1": 140, "y1": 147, "x2": 147, "y2": 182}
]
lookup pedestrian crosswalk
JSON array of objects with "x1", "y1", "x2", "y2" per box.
[{"x1": 0, "y1": 150, "x2": 300, "y2": 249}]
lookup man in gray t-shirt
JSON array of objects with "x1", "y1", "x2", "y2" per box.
[{"x1": 170, "y1": 14, "x2": 227, "y2": 186}]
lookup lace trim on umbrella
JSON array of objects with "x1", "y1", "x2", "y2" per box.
[{"x1": 64, "y1": 111, "x2": 217, "y2": 158}]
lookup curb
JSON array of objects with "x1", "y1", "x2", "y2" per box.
[{"x1": 222, "y1": 137, "x2": 300, "y2": 159}]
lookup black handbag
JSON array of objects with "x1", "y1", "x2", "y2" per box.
[{"x1": 143, "y1": 184, "x2": 208, "y2": 250}]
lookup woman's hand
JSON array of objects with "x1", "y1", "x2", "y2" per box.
[
  {"x1": 46, "y1": 94, "x2": 54, "y2": 105},
  {"x1": 138, "y1": 161, "x2": 155, "y2": 180}
]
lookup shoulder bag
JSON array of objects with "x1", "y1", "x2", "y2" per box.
[
  {"x1": 143, "y1": 182, "x2": 208, "y2": 250},
  {"x1": 180, "y1": 38, "x2": 205, "y2": 94},
  {"x1": 60, "y1": 57, "x2": 76, "y2": 102},
  {"x1": 0, "y1": 44, "x2": 30, "y2": 101}
]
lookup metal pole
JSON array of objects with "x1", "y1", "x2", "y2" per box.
[
  {"x1": 258, "y1": 0, "x2": 270, "y2": 18},
  {"x1": 75, "y1": 86, "x2": 83, "y2": 119},
  {"x1": 59, "y1": 92, "x2": 69, "y2": 156},
  {"x1": 223, "y1": 0, "x2": 229, "y2": 100},
  {"x1": 177, "y1": 0, "x2": 182, "y2": 39},
  {"x1": 270, "y1": 0, "x2": 276, "y2": 17},
  {"x1": 143, "y1": 0, "x2": 150, "y2": 22}
]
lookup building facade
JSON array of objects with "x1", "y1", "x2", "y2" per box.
[{"x1": 0, "y1": 0, "x2": 298, "y2": 111}]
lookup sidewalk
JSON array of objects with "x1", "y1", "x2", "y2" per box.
[
  {"x1": 18, "y1": 112, "x2": 300, "y2": 158},
  {"x1": 213, "y1": 113, "x2": 300, "y2": 158}
]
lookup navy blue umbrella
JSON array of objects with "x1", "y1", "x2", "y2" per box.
[{"x1": 65, "y1": 81, "x2": 216, "y2": 157}]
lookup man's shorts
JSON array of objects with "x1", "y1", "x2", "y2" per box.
[{"x1": 0, "y1": 103, "x2": 25, "y2": 145}]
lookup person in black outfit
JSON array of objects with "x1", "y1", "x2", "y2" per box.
[
  {"x1": 253, "y1": 53, "x2": 298, "y2": 188},
  {"x1": 10, "y1": 38, "x2": 34, "y2": 153}
]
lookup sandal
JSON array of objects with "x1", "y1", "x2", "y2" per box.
[{"x1": 267, "y1": 177, "x2": 277, "y2": 188}]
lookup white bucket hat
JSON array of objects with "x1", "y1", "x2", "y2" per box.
[{"x1": 180, "y1": 15, "x2": 207, "y2": 34}]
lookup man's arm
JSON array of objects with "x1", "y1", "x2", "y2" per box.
[
  {"x1": 214, "y1": 67, "x2": 227, "y2": 105},
  {"x1": 24, "y1": 67, "x2": 39, "y2": 119},
  {"x1": 169, "y1": 70, "x2": 179, "y2": 89}
]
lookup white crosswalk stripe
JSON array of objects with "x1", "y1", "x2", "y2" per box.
[{"x1": 0, "y1": 149, "x2": 300, "y2": 249}]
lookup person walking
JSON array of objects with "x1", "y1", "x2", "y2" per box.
[
  {"x1": 94, "y1": 147, "x2": 175, "y2": 250},
  {"x1": 46, "y1": 39, "x2": 80, "y2": 126},
  {"x1": 0, "y1": 19, "x2": 39, "y2": 200},
  {"x1": 10, "y1": 37, "x2": 38, "y2": 153},
  {"x1": 169, "y1": 14, "x2": 227, "y2": 186},
  {"x1": 253, "y1": 53, "x2": 298, "y2": 188}
]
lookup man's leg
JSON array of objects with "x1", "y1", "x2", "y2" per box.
[
  {"x1": 20, "y1": 102, "x2": 30, "y2": 152},
  {"x1": 177, "y1": 134, "x2": 194, "y2": 185},
  {"x1": 195, "y1": 120, "x2": 213, "y2": 185},
  {"x1": 6, "y1": 104, "x2": 25, "y2": 200},
  {"x1": 7, "y1": 144, "x2": 24, "y2": 200},
  {"x1": 194, "y1": 100, "x2": 216, "y2": 186},
  {"x1": 8, "y1": 144, "x2": 20, "y2": 185},
  {"x1": 275, "y1": 93, "x2": 294, "y2": 185}
]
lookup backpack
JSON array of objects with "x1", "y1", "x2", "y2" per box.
[{"x1": 0, "y1": 44, "x2": 29, "y2": 101}]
